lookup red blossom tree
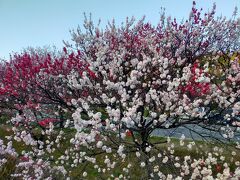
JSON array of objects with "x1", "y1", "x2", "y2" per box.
[
  {"x1": 1, "y1": 2, "x2": 240, "y2": 179},
  {"x1": 0, "y1": 48, "x2": 95, "y2": 128}
]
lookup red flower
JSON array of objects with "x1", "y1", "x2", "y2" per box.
[
  {"x1": 87, "y1": 68, "x2": 96, "y2": 78},
  {"x1": 63, "y1": 47, "x2": 67, "y2": 54},
  {"x1": 20, "y1": 156, "x2": 29, "y2": 161},
  {"x1": 126, "y1": 130, "x2": 132, "y2": 137},
  {"x1": 216, "y1": 164, "x2": 222, "y2": 172},
  {"x1": 180, "y1": 62, "x2": 210, "y2": 97},
  {"x1": 38, "y1": 118, "x2": 59, "y2": 127}
]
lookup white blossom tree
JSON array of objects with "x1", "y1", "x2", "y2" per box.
[
  {"x1": 1, "y1": 2, "x2": 240, "y2": 179},
  {"x1": 61, "y1": 2, "x2": 240, "y2": 178}
]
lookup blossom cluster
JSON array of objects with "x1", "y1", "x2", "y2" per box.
[{"x1": 0, "y1": 1, "x2": 240, "y2": 179}]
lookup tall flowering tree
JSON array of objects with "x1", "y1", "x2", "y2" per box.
[
  {"x1": 1, "y1": 2, "x2": 240, "y2": 179},
  {"x1": 62, "y1": 2, "x2": 240, "y2": 178},
  {"x1": 0, "y1": 48, "x2": 93, "y2": 128}
]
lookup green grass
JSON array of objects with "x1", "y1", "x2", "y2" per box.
[
  {"x1": 0, "y1": 114, "x2": 10, "y2": 124},
  {"x1": 0, "y1": 123, "x2": 239, "y2": 179}
]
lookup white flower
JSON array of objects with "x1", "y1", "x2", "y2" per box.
[
  {"x1": 149, "y1": 156, "x2": 155, "y2": 163},
  {"x1": 117, "y1": 145, "x2": 124, "y2": 156},
  {"x1": 162, "y1": 156, "x2": 168, "y2": 163},
  {"x1": 71, "y1": 99, "x2": 78, "y2": 106},
  {"x1": 166, "y1": 174, "x2": 173, "y2": 180},
  {"x1": 145, "y1": 146, "x2": 151, "y2": 152},
  {"x1": 234, "y1": 168, "x2": 240, "y2": 177},
  {"x1": 140, "y1": 162, "x2": 145, "y2": 167},
  {"x1": 106, "y1": 148, "x2": 112, "y2": 153},
  {"x1": 83, "y1": 172, "x2": 87, "y2": 177},
  {"x1": 131, "y1": 58, "x2": 139, "y2": 67},
  {"x1": 174, "y1": 163, "x2": 180, "y2": 168},
  {"x1": 96, "y1": 141, "x2": 103, "y2": 148},
  {"x1": 157, "y1": 153, "x2": 162, "y2": 158},
  {"x1": 136, "y1": 152, "x2": 141, "y2": 158}
]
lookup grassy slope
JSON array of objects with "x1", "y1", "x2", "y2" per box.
[{"x1": 0, "y1": 124, "x2": 239, "y2": 179}]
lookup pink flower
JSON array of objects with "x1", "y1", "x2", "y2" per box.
[
  {"x1": 38, "y1": 118, "x2": 59, "y2": 127},
  {"x1": 126, "y1": 130, "x2": 132, "y2": 137},
  {"x1": 20, "y1": 156, "x2": 29, "y2": 161}
]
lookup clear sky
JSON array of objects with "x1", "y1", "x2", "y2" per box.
[{"x1": 0, "y1": 0, "x2": 239, "y2": 59}]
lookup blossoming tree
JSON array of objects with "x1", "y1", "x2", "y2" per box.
[
  {"x1": 59, "y1": 2, "x2": 240, "y2": 178},
  {"x1": 0, "y1": 48, "x2": 95, "y2": 128},
  {"x1": 1, "y1": 2, "x2": 240, "y2": 179}
]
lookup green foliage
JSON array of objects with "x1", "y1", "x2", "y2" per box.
[
  {"x1": 0, "y1": 122, "x2": 239, "y2": 179},
  {"x1": 0, "y1": 155, "x2": 17, "y2": 180},
  {"x1": 0, "y1": 114, "x2": 10, "y2": 125}
]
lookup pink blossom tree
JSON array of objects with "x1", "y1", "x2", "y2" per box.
[
  {"x1": 0, "y1": 48, "x2": 94, "y2": 128},
  {"x1": 1, "y1": 2, "x2": 240, "y2": 179},
  {"x1": 56, "y1": 2, "x2": 240, "y2": 178}
]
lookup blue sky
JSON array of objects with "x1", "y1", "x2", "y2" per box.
[{"x1": 0, "y1": 0, "x2": 239, "y2": 59}]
